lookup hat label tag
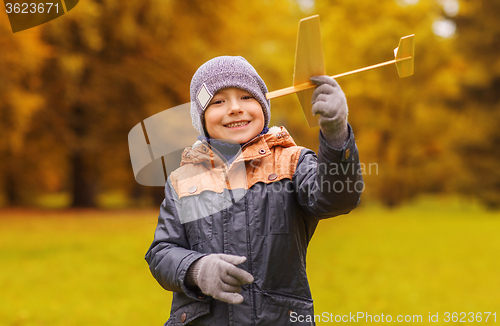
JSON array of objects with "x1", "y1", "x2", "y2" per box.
[{"x1": 197, "y1": 83, "x2": 213, "y2": 111}]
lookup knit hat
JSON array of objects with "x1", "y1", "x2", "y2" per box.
[{"x1": 190, "y1": 56, "x2": 271, "y2": 137}]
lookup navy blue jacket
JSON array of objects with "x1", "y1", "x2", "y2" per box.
[{"x1": 145, "y1": 126, "x2": 363, "y2": 326}]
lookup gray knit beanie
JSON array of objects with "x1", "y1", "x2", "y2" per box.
[{"x1": 190, "y1": 56, "x2": 271, "y2": 137}]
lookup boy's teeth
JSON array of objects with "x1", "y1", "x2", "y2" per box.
[{"x1": 226, "y1": 121, "x2": 249, "y2": 128}]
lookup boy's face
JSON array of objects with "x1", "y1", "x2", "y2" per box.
[{"x1": 204, "y1": 87, "x2": 265, "y2": 144}]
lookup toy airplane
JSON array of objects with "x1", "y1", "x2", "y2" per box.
[{"x1": 266, "y1": 15, "x2": 415, "y2": 127}]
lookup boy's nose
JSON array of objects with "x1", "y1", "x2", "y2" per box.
[{"x1": 228, "y1": 99, "x2": 243, "y2": 114}]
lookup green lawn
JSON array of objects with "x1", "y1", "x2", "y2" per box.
[
  {"x1": 0, "y1": 198, "x2": 499, "y2": 325},
  {"x1": 307, "y1": 198, "x2": 500, "y2": 324},
  {"x1": 0, "y1": 209, "x2": 172, "y2": 326}
]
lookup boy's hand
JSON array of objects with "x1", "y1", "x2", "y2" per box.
[
  {"x1": 187, "y1": 253, "x2": 254, "y2": 304},
  {"x1": 310, "y1": 76, "x2": 349, "y2": 149}
]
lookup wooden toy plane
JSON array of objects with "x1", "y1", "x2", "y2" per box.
[{"x1": 266, "y1": 15, "x2": 415, "y2": 127}]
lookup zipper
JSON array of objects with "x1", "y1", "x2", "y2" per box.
[{"x1": 261, "y1": 290, "x2": 313, "y2": 303}]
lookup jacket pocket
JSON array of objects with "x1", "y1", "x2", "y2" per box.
[
  {"x1": 256, "y1": 290, "x2": 314, "y2": 325},
  {"x1": 166, "y1": 300, "x2": 211, "y2": 326}
]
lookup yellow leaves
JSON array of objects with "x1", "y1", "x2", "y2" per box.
[
  {"x1": 6, "y1": 89, "x2": 45, "y2": 154},
  {"x1": 0, "y1": 0, "x2": 497, "y2": 207},
  {"x1": 462, "y1": 62, "x2": 492, "y2": 88},
  {"x1": 15, "y1": 31, "x2": 51, "y2": 69},
  {"x1": 60, "y1": 53, "x2": 86, "y2": 80},
  {"x1": 430, "y1": 68, "x2": 462, "y2": 99}
]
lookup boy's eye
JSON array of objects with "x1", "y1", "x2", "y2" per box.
[
  {"x1": 211, "y1": 99, "x2": 224, "y2": 105},
  {"x1": 242, "y1": 95, "x2": 254, "y2": 100}
]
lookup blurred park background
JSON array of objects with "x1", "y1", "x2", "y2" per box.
[{"x1": 1, "y1": 0, "x2": 499, "y2": 325}]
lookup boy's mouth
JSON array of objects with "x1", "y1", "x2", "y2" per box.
[{"x1": 224, "y1": 121, "x2": 250, "y2": 128}]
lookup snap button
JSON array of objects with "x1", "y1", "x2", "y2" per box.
[
  {"x1": 259, "y1": 149, "x2": 266, "y2": 155},
  {"x1": 268, "y1": 173, "x2": 277, "y2": 181},
  {"x1": 276, "y1": 131, "x2": 287, "y2": 139},
  {"x1": 344, "y1": 148, "x2": 351, "y2": 160},
  {"x1": 180, "y1": 312, "x2": 187, "y2": 323},
  {"x1": 188, "y1": 186, "x2": 197, "y2": 194}
]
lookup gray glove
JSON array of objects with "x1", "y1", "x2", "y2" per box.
[
  {"x1": 310, "y1": 75, "x2": 349, "y2": 149},
  {"x1": 186, "y1": 253, "x2": 254, "y2": 304}
]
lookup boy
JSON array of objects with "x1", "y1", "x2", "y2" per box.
[{"x1": 145, "y1": 56, "x2": 363, "y2": 325}]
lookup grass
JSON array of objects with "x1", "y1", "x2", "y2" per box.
[
  {"x1": 307, "y1": 197, "x2": 500, "y2": 323},
  {"x1": 0, "y1": 209, "x2": 172, "y2": 326},
  {"x1": 0, "y1": 197, "x2": 499, "y2": 325}
]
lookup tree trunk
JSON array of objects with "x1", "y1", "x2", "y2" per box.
[
  {"x1": 70, "y1": 150, "x2": 96, "y2": 208},
  {"x1": 70, "y1": 100, "x2": 96, "y2": 208},
  {"x1": 4, "y1": 157, "x2": 22, "y2": 206}
]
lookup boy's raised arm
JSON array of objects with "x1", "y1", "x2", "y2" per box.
[
  {"x1": 293, "y1": 76, "x2": 363, "y2": 219},
  {"x1": 293, "y1": 125, "x2": 363, "y2": 220}
]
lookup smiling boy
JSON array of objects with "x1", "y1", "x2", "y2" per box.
[
  {"x1": 145, "y1": 56, "x2": 363, "y2": 325},
  {"x1": 204, "y1": 87, "x2": 265, "y2": 144}
]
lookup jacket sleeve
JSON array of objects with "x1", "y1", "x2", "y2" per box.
[
  {"x1": 144, "y1": 177, "x2": 207, "y2": 299},
  {"x1": 293, "y1": 123, "x2": 363, "y2": 219}
]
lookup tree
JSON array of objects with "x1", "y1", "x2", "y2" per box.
[
  {"x1": 446, "y1": 0, "x2": 500, "y2": 208},
  {"x1": 0, "y1": 21, "x2": 48, "y2": 206}
]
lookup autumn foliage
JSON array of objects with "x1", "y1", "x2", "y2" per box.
[{"x1": 1, "y1": 0, "x2": 499, "y2": 208}]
